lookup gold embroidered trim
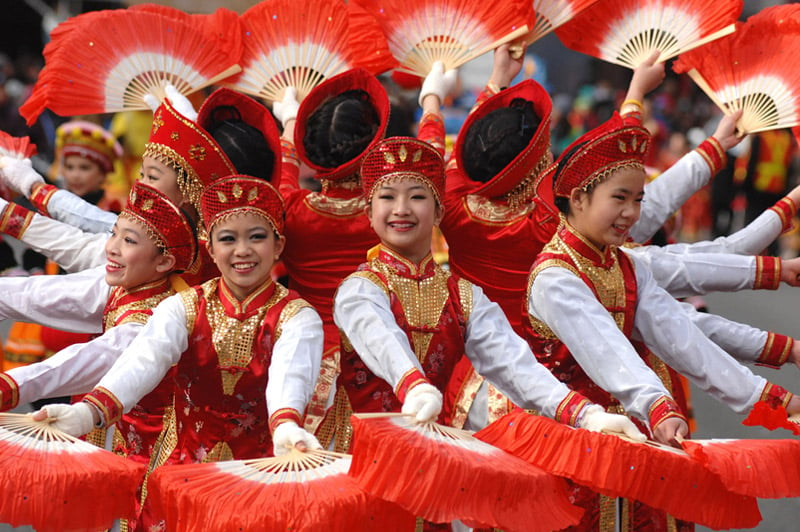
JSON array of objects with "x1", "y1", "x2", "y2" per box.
[
  {"x1": 303, "y1": 345, "x2": 340, "y2": 443},
  {"x1": 332, "y1": 386, "x2": 355, "y2": 453},
  {"x1": 143, "y1": 142, "x2": 203, "y2": 211},
  {"x1": 525, "y1": 258, "x2": 579, "y2": 339},
  {"x1": 204, "y1": 441, "x2": 234, "y2": 462},
  {"x1": 114, "y1": 312, "x2": 152, "y2": 327},
  {"x1": 347, "y1": 270, "x2": 390, "y2": 299},
  {"x1": 204, "y1": 279, "x2": 287, "y2": 394},
  {"x1": 450, "y1": 366, "x2": 483, "y2": 429},
  {"x1": 457, "y1": 278, "x2": 473, "y2": 322},
  {"x1": 275, "y1": 298, "x2": 312, "y2": 343},
  {"x1": 487, "y1": 382, "x2": 512, "y2": 423},
  {"x1": 320, "y1": 174, "x2": 361, "y2": 193},
  {"x1": 304, "y1": 192, "x2": 366, "y2": 218},
  {"x1": 179, "y1": 286, "x2": 200, "y2": 336},
  {"x1": 645, "y1": 352, "x2": 674, "y2": 394},
  {"x1": 464, "y1": 194, "x2": 535, "y2": 226}
]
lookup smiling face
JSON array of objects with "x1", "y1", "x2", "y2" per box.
[
  {"x1": 62, "y1": 155, "x2": 106, "y2": 197},
  {"x1": 366, "y1": 178, "x2": 443, "y2": 265},
  {"x1": 567, "y1": 167, "x2": 645, "y2": 250},
  {"x1": 139, "y1": 156, "x2": 183, "y2": 206},
  {"x1": 104, "y1": 216, "x2": 175, "y2": 289},
  {"x1": 206, "y1": 212, "x2": 285, "y2": 301}
]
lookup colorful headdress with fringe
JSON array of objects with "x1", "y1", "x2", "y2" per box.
[
  {"x1": 200, "y1": 175, "x2": 285, "y2": 237},
  {"x1": 56, "y1": 121, "x2": 123, "y2": 174},
  {"x1": 552, "y1": 112, "x2": 650, "y2": 198},
  {"x1": 360, "y1": 137, "x2": 445, "y2": 205},
  {"x1": 120, "y1": 180, "x2": 197, "y2": 272}
]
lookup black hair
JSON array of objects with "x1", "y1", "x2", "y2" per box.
[
  {"x1": 302, "y1": 90, "x2": 380, "y2": 168},
  {"x1": 461, "y1": 98, "x2": 541, "y2": 184},
  {"x1": 206, "y1": 105, "x2": 275, "y2": 182},
  {"x1": 552, "y1": 139, "x2": 590, "y2": 214}
]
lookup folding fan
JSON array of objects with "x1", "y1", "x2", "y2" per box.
[
  {"x1": 0, "y1": 413, "x2": 145, "y2": 532},
  {"x1": 346, "y1": 1, "x2": 399, "y2": 75},
  {"x1": 673, "y1": 5, "x2": 800, "y2": 135},
  {"x1": 147, "y1": 448, "x2": 415, "y2": 532},
  {"x1": 228, "y1": 0, "x2": 390, "y2": 105},
  {"x1": 554, "y1": 0, "x2": 742, "y2": 68},
  {"x1": 348, "y1": 413, "x2": 584, "y2": 531},
  {"x1": 519, "y1": 0, "x2": 602, "y2": 47},
  {"x1": 0, "y1": 132, "x2": 37, "y2": 160},
  {"x1": 353, "y1": 0, "x2": 536, "y2": 77},
  {"x1": 680, "y1": 437, "x2": 800, "y2": 499},
  {"x1": 19, "y1": 9, "x2": 243, "y2": 125},
  {"x1": 475, "y1": 410, "x2": 763, "y2": 530},
  {"x1": 741, "y1": 401, "x2": 800, "y2": 436}
]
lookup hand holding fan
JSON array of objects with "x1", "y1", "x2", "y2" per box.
[
  {"x1": 674, "y1": 5, "x2": 800, "y2": 135},
  {"x1": 555, "y1": 0, "x2": 742, "y2": 68},
  {"x1": 0, "y1": 412, "x2": 145, "y2": 532},
  {"x1": 348, "y1": 412, "x2": 583, "y2": 531},
  {"x1": 353, "y1": 0, "x2": 535, "y2": 77},
  {"x1": 147, "y1": 448, "x2": 414, "y2": 532},
  {"x1": 475, "y1": 410, "x2": 763, "y2": 530},
  {"x1": 20, "y1": 9, "x2": 243, "y2": 125}
]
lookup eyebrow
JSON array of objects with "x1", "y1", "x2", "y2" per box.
[{"x1": 379, "y1": 184, "x2": 427, "y2": 192}]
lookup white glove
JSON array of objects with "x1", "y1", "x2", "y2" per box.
[
  {"x1": 578, "y1": 404, "x2": 646, "y2": 442},
  {"x1": 401, "y1": 382, "x2": 442, "y2": 423},
  {"x1": 418, "y1": 61, "x2": 458, "y2": 106},
  {"x1": 143, "y1": 93, "x2": 160, "y2": 113},
  {"x1": 272, "y1": 421, "x2": 322, "y2": 456},
  {"x1": 165, "y1": 84, "x2": 198, "y2": 122},
  {"x1": 273, "y1": 87, "x2": 300, "y2": 128},
  {"x1": 38, "y1": 402, "x2": 97, "y2": 438},
  {"x1": 0, "y1": 156, "x2": 44, "y2": 197}
]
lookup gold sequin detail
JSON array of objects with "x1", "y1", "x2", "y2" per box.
[
  {"x1": 525, "y1": 258, "x2": 579, "y2": 340},
  {"x1": 179, "y1": 287, "x2": 200, "y2": 335},
  {"x1": 331, "y1": 386, "x2": 355, "y2": 453},
  {"x1": 646, "y1": 351, "x2": 675, "y2": 394},
  {"x1": 275, "y1": 298, "x2": 312, "y2": 344},
  {"x1": 304, "y1": 192, "x2": 366, "y2": 218},
  {"x1": 204, "y1": 441, "x2": 234, "y2": 462},
  {"x1": 203, "y1": 279, "x2": 287, "y2": 394},
  {"x1": 104, "y1": 282, "x2": 175, "y2": 330}
]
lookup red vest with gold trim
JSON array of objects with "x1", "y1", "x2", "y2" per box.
[{"x1": 340, "y1": 248, "x2": 468, "y2": 423}]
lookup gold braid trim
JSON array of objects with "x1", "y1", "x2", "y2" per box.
[
  {"x1": 178, "y1": 286, "x2": 200, "y2": 336},
  {"x1": 345, "y1": 270, "x2": 390, "y2": 298},
  {"x1": 525, "y1": 258, "x2": 579, "y2": 339},
  {"x1": 503, "y1": 148, "x2": 552, "y2": 210},
  {"x1": 143, "y1": 142, "x2": 203, "y2": 211},
  {"x1": 274, "y1": 298, "x2": 312, "y2": 343},
  {"x1": 457, "y1": 278, "x2": 473, "y2": 322}
]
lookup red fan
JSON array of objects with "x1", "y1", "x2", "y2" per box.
[
  {"x1": 353, "y1": 0, "x2": 535, "y2": 76},
  {"x1": 0, "y1": 413, "x2": 145, "y2": 532},
  {"x1": 147, "y1": 448, "x2": 414, "y2": 532},
  {"x1": 348, "y1": 413, "x2": 584, "y2": 531},
  {"x1": 519, "y1": 0, "x2": 602, "y2": 47},
  {"x1": 741, "y1": 401, "x2": 800, "y2": 436},
  {"x1": 555, "y1": 0, "x2": 742, "y2": 68},
  {"x1": 680, "y1": 437, "x2": 800, "y2": 499},
  {"x1": 346, "y1": 2, "x2": 399, "y2": 75},
  {"x1": 475, "y1": 410, "x2": 763, "y2": 530},
  {"x1": 228, "y1": 0, "x2": 386, "y2": 104},
  {"x1": 19, "y1": 9, "x2": 242, "y2": 125},
  {"x1": 674, "y1": 6, "x2": 800, "y2": 135},
  {"x1": 0, "y1": 132, "x2": 37, "y2": 159}
]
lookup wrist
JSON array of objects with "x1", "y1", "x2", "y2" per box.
[{"x1": 648, "y1": 396, "x2": 686, "y2": 432}]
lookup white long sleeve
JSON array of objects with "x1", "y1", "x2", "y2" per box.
[
  {"x1": 43, "y1": 189, "x2": 118, "y2": 234},
  {"x1": 677, "y1": 302, "x2": 767, "y2": 364},
  {"x1": 334, "y1": 276, "x2": 577, "y2": 420},
  {"x1": 631, "y1": 150, "x2": 711, "y2": 243},
  {"x1": 14, "y1": 213, "x2": 108, "y2": 272},
  {"x1": 0, "y1": 265, "x2": 108, "y2": 333},
  {"x1": 625, "y1": 247, "x2": 755, "y2": 297},
  {"x1": 7, "y1": 322, "x2": 142, "y2": 404}
]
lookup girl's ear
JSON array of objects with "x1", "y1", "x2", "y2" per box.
[
  {"x1": 569, "y1": 188, "x2": 587, "y2": 213},
  {"x1": 433, "y1": 204, "x2": 445, "y2": 226},
  {"x1": 273, "y1": 234, "x2": 286, "y2": 261},
  {"x1": 155, "y1": 252, "x2": 177, "y2": 274},
  {"x1": 206, "y1": 238, "x2": 216, "y2": 264}
]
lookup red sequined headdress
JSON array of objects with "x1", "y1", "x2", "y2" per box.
[
  {"x1": 294, "y1": 68, "x2": 390, "y2": 182},
  {"x1": 200, "y1": 175, "x2": 285, "y2": 236},
  {"x1": 552, "y1": 112, "x2": 650, "y2": 198},
  {"x1": 56, "y1": 121, "x2": 122, "y2": 174},
  {"x1": 144, "y1": 99, "x2": 236, "y2": 212},
  {"x1": 360, "y1": 137, "x2": 445, "y2": 205},
  {"x1": 120, "y1": 181, "x2": 197, "y2": 272},
  {"x1": 454, "y1": 79, "x2": 553, "y2": 205},
  {"x1": 196, "y1": 87, "x2": 283, "y2": 188}
]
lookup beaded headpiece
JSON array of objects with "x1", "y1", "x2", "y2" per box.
[
  {"x1": 56, "y1": 121, "x2": 122, "y2": 174},
  {"x1": 196, "y1": 87, "x2": 282, "y2": 188},
  {"x1": 552, "y1": 112, "x2": 650, "y2": 198},
  {"x1": 200, "y1": 175, "x2": 285, "y2": 236},
  {"x1": 119, "y1": 181, "x2": 197, "y2": 272},
  {"x1": 360, "y1": 137, "x2": 445, "y2": 205},
  {"x1": 295, "y1": 68, "x2": 390, "y2": 182},
  {"x1": 143, "y1": 98, "x2": 236, "y2": 212},
  {"x1": 455, "y1": 80, "x2": 552, "y2": 206}
]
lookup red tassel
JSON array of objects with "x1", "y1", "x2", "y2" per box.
[
  {"x1": 475, "y1": 411, "x2": 762, "y2": 530},
  {"x1": 742, "y1": 401, "x2": 800, "y2": 436}
]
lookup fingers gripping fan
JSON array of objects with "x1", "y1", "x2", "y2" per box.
[
  {"x1": 348, "y1": 413, "x2": 583, "y2": 531},
  {"x1": 230, "y1": 0, "x2": 368, "y2": 105},
  {"x1": 147, "y1": 449, "x2": 414, "y2": 532},
  {"x1": 674, "y1": 5, "x2": 800, "y2": 135},
  {"x1": 19, "y1": 9, "x2": 242, "y2": 125},
  {"x1": 353, "y1": 0, "x2": 535, "y2": 76},
  {"x1": 0, "y1": 413, "x2": 145, "y2": 532},
  {"x1": 554, "y1": 0, "x2": 742, "y2": 68},
  {"x1": 475, "y1": 410, "x2": 763, "y2": 530}
]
